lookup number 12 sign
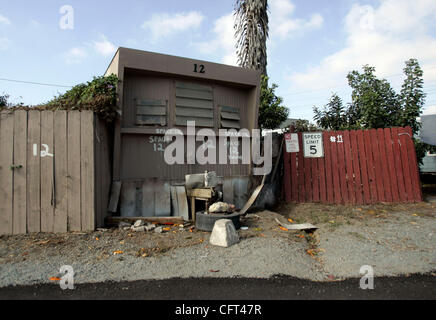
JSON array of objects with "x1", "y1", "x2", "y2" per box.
[{"x1": 302, "y1": 132, "x2": 324, "y2": 158}]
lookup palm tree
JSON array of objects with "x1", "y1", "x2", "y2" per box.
[{"x1": 234, "y1": 0, "x2": 269, "y2": 75}]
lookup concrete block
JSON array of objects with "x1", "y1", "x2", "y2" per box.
[{"x1": 210, "y1": 219, "x2": 239, "y2": 248}]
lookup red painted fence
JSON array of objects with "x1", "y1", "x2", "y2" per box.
[{"x1": 283, "y1": 127, "x2": 422, "y2": 204}]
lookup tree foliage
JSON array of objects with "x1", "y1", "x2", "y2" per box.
[
  {"x1": 313, "y1": 94, "x2": 347, "y2": 130},
  {"x1": 313, "y1": 58, "x2": 431, "y2": 164},
  {"x1": 259, "y1": 75, "x2": 289, "y2": 129},
  {"x1": 234, "y1": 0, "x2": 269, "y2": 75},
  {"x1": 292, "y1": 119, "x2": 319, "y2": 133},
  {"x1": 44, "y1": 74, "x2": 119, "y2": 122},
  {"x1": 0, "y1": 94, "x2": 8, "y2": 108}
]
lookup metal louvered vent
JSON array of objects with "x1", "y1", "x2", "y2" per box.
[
  {"x1": 220, "y1": 105, "x2": 241, "y2": 129},
  {"x1": 135, "y1": 99, "x2": 167, "y2": 126},
  {"x1": 175, "y1": 82, "x2": 214, "y2": 127}
]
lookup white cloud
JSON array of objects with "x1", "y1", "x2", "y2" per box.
[
  {"x1": 142, "y1": 11, "x2": 204, "y2": 42},
  {"x1": 0, "y1": 37, "x2": 10, "y2": 50},
  {"x1": 65, "y1": 47, "x2": 87, "y2": 64},
  {"x1": 269, "y1": 0, "x2": 324, "y2": 40},
  {"x1": 0, "y1": 14, "x2": 10, "y2": 25},
  {"x1": 288, "y1": 0, "x2": 436, "y2": 92},
  {"x1": 93, "y1": 35, "x2": 116, "y2": 56},
  {"x1": 194, "y1": 13, "x2": 238, "y2": 66}
]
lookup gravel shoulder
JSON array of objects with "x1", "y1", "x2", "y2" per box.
[{"x1": 0, "y1": 202, "x2": 435, "y2": 288}]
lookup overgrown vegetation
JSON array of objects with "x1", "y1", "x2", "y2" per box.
[
  {"x1": 44, "y1": 74, "x2": 119, "y2": 122},
  {"x1": 258, "y1": 75, "x2": 289, "y2": 130},
  {"x1": 0, "y1": 94, "x2": 9, "y2": 108},
  {"x1": 313, "y1": 58, "x2": 435, "y2": 164}
]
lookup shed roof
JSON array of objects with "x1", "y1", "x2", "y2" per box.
[{"x1": 105, "y1": 47, "x2": 261, "y2": 87}]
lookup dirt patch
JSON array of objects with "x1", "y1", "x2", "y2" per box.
[
  {"x1": 275, "y1": 201, "x2": 436, "y2": 227},
  {"x1": 0, "y1": 211, "x2": 308, "y2": 266}
]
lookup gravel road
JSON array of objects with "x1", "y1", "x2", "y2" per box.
[{"x1": 0, "y1": 204, "x2": 435, "y2": 288}]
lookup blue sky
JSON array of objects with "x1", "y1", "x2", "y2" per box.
[{"x1": 1, "y1": 0, "x2": 436, "y2": 121}]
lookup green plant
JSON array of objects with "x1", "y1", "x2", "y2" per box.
[
  {"x1": 258, "y1": 75, "x2": 289, "y2": 129},
  {"x1": 44, "y1": 74, "x2": 119, "y2": 122},
  {"x1": 0, "y1": 94, "x2": 9, "y2": 109}
]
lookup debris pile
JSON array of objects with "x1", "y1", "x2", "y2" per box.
[{"x1": 118, "y1": 220, "x2": 192, "y2": 233}]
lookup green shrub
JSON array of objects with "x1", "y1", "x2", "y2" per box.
[{"x1": 43, "y1": 74, "x2": 119, "y2": 122}]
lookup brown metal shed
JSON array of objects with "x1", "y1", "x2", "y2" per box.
[{"x1": 105, "y1": 48, "x2": 261, "y2": 218}]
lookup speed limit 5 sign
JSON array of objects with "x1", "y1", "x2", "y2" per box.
[{"x1": 302, "y1": 132, "x2": 324, "y2": 158}]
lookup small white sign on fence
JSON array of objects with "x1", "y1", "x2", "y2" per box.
[
  {"x1": 303, "y1": 132, "x2": 324, "y2": 158},
  {"x1": 285, "y1": 133, "x2": 299, "y2": 153}
]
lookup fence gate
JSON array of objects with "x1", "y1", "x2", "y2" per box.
[
  {"x1": 283, "y1": 127, "x2": 422, "y2": 204},
  {"x1": 0, "y1": 110, "x2": 111, "y2": 236}
]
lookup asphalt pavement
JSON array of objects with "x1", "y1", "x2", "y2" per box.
[{"x1": 0, "y1": 274, "x2": 435, "y2": 300}]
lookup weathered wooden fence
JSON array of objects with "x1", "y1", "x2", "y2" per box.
[
  {"x1": 0, "y1": 110, "x2": 112, "y2": 235},
  {"x1": 283, "y1": 127, "x2": 422, "y2": 204}
]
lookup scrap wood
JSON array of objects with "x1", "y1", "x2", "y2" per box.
[{"x1": 275, "y1": 218, "x2": 318, "y2": 231}]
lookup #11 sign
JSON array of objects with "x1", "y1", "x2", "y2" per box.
[{"x1": 303, "y1": 132, "x2": 324, "y2": 158}]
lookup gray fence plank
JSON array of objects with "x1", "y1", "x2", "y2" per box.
[
  {"x1": 81, "y1": 111, "x2": 95, "y2": 230},
  {"x1": 155, "y1": 181, "x2": 171, "y2": 217},
  {"x1": 13, "y1": 110, "x2": 27, "y2": 235},
  {"x1": 54, "y1": 111, "x2": 68, "y2": 233},
  {"x1": 40, "y1": 111, "x2": 54, "y2": 232},
  {"x1": 27, "y1": 110, "x2": 41, "y2": 233},
  {"x1": 67, "y1": 111, "x2": 81, "y2": 231},
  {"x1": 120, "y1": 181, "x2": 136, "y2": 217},
  {"x1": 0, "y1": 112, "x2": 14, "y2": 235}
]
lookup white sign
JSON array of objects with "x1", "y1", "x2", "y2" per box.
[
  {"x1": 285, "y1": 133, "x2": 299, "y2": 153},
  {"x1": 303, "y1": 132, "x2": 324, "y2": 158}
]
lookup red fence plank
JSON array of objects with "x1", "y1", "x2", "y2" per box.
[
  {"x1": 336, "y1": 131, "x2": 348, "y2": 204},
  {"x1": 290, "y1": 152, "x2": 298, "y2": 201},
  {"x1": 391, "y1": 127, "x2": 407, "y2": 202},
  {"x1": 397, "y1": 127, "x2": 414, "y2": 202},
  {"x1": 283, "y1": 144, "x2": 292, "y2": 203},
  {"x1": 329, "y1": 131, "x2": 341, "y2": 204},
  {"x1": 343, "y1": 131, "x2": 355, "y2": 204},
  {"x1": 356, "y1": 130, "x2": 371, "y2": 204},
  {"x1": 364, "y1": 130, "x2": 377, "y2": 203},
  {"x1": 323, "y1": 131, "x2": 334, "y2": 204},
  {"x1": 312, "y1": 157, "x2": 320, "y2": 202},
  {"x1": 297, "y1": 133, "x2": 305, "y2": 203},
  {"x1": 304, "y1": 140, "x2": 313, "y2": 203},
  {"x1": 377, "y1": 128, "x2": 392, "y2": 202},
  {"x1": 318, "y1": 156, "x2": 326, "y2": 203},
  {"x1": 350, "y1": 131, "x2": 363, "y2": 204},
  {"x1": 384, "y1": 128, "x2": 399, "y2": 202},
  {"x1": 370, "y1": 129, "x2": 385, "y2": 202}
]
